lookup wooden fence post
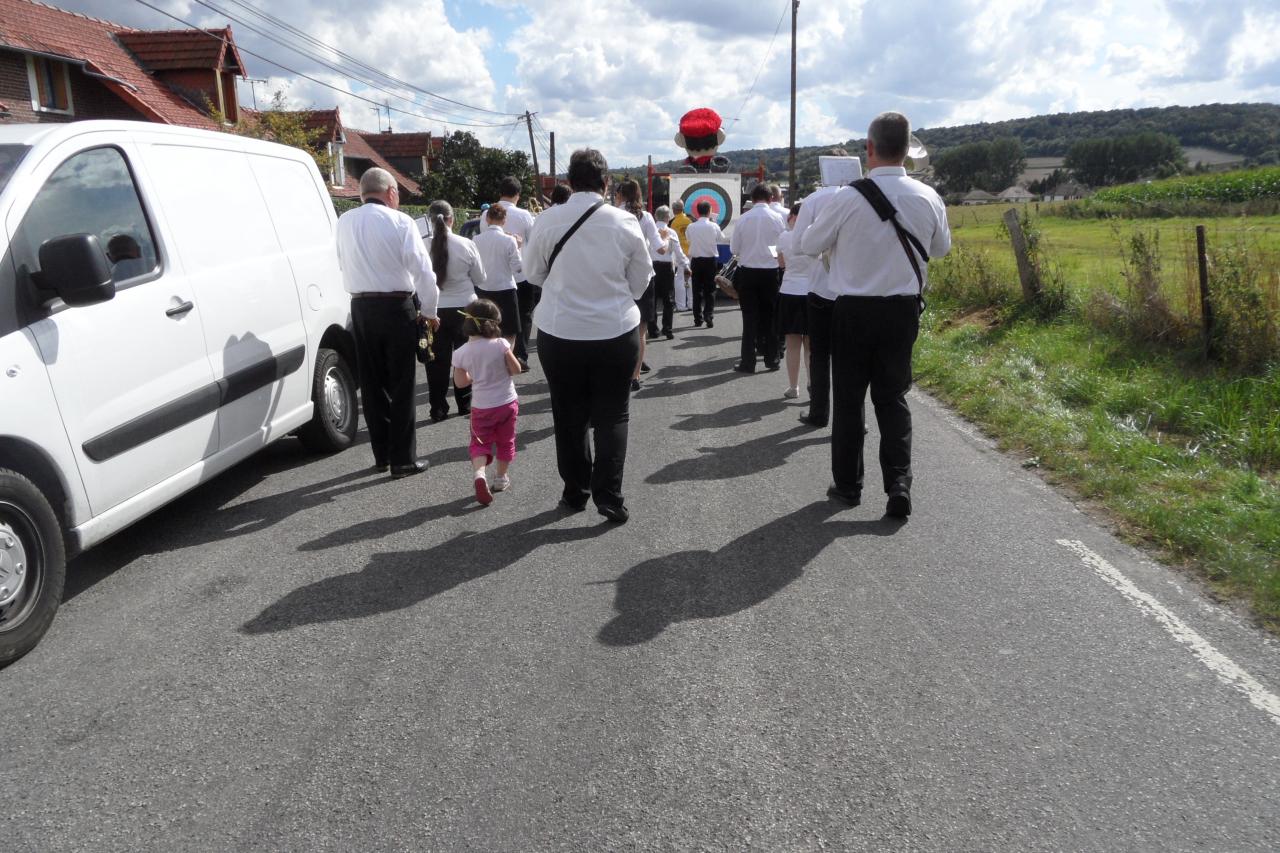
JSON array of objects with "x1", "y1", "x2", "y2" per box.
[
  {"x1": 1196, "y1": 224, "x2": 1215, "y2": 359},
  {"x1": 1003, "y1": 208, "x2": 1041, "y2": 302}
]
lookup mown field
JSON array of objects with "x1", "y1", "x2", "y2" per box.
[{"x1": 918, "y1": 201, "x2": 1280, "y2": 627}]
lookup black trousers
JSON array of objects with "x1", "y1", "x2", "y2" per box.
[
  {"x1": 514, "y1": 280, "x2": 535, "y2": 361},
  {"x1": 651, "y1": 260, "x2": 675, "y2": 335},
  {"x1": 538, "y1": 326, "x2": 642, "y2": 509},
  {"x1": 736, "y1": 266, "x2": 781, "y2": 368},
  {"x1": 830, "y1": 295, "x2": 918, "y2": 495},
  {"x1": 806, "y1": 292, "x2": 835, "y2": 423},
  {"x1": 351, "y1": 294, "x2": 419, "y2": 467},
  {"x1": 424, "y1": 306, "x2": 471, "y2": 417},
  {"x1": 690, "y1": 257, "x2": 718, "y2": 324}
]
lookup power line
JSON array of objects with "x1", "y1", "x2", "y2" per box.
[
  {"x1": 130, "y1": 0, "x2": 522, "y2": 129},
  {"x1": 215, "y1": 0, "x2": 522, "y2": 119},
  {"x1": 167, "y1": 0, "x2": 518, "y2": 127},
  {"x1": 730, "y1": 0, "x2": 790, "y2": 126}
]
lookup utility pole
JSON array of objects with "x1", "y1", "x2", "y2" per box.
[
  {"x1": 524, "y1": 111, "x2": 541, "y2": 200},
  {"x1": 788, "y1": 0, "x2": 799, "y2": 200},
  {"x1": 549, "y1": 131, "x2": 556, "y2": 188}
]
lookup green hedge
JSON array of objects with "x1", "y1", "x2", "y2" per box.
[
  {"x1": 332, "y1": 198, "x2": 480, "y2": 224},
  {"x1": 1093, "y1": 167, "x2": 1280, "y2": 205}
]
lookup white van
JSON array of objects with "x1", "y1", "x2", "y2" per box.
[{"x1": 0, "y1": 121, "x2": 358, "y2": 665}]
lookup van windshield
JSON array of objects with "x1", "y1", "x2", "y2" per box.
[{"x1": 0, "y1": 145, "x2": 29, "y2": 196}]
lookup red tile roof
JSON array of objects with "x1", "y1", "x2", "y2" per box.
[
  {"x1": 116, "y1": 28, "x2": 245, "y2": 74},
  {"x1": 362, "y1": 131, "x2": 439, "y2": 159},
  {"x1": 0, "y1": 0, "x2": 235, "y2": 129},
  {"x1": 344, "y1": 127, "x2": 420, "y2": 196}
]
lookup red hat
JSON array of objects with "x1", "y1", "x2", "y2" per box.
[{"x1": 679, "y1": 108, "x2": 722, "y2": 141}]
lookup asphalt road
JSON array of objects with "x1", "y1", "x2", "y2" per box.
[{"x1": 5, "y1": 305, "x2": 1280, "y2": 852}]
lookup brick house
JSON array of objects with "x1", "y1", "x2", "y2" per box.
[
  {"x1": 295, "y1": 108, "x2": 428, "y2": 201},
  {"x1": 0, "y1": 0, "x2": 244, "y2": 129}
]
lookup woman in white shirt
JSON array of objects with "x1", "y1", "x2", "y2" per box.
[
  {"x1": 471, "y1": 204, "x2": 523, "y2": 350},
  {"x1": 615, "y1": 179, "x2": 665, "y2": 386},
  {"x1": 651, "y1": 205, "x2": 686, "y2": 339},
  {"x1": 425, "y1": 199, "x2": 487, "y2": 421},
  {"x1": 775, "y1": 203, "x2": 815, "y2": 400},
  {"x1": 523, "y1": 149, "x2": 653, "y2": 523}
]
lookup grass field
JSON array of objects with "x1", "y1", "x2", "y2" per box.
[
  {"x1": 917, "y1": 202, "x2": 1280, "y2": 627},
  {"x1": 946, "y1": 203, "x2": 1280, "y2": 313}
]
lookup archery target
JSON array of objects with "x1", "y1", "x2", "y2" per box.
[
  {"x1": 682, "y1": 182, "x2": 733, "y2": 227},
  {"x1": 670, "y1": 174, "x2": 742, "y2": 237}
]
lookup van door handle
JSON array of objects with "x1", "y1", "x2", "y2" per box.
[{"x1": 165, "y1": 300, "x2": 194, "y2": 318}]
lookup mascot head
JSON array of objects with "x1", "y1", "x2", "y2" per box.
[{"x1": 675, "y1": 108, "x2": 725, "y2": 169}]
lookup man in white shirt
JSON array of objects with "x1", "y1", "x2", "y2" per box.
[
  {"x1": 769, "y1": 184, "x2": 788, "y2": 218},
  {"x1": 729, "y1": 183, "x2": 786, "y2": 372},
  {"x1": 496, "y1": 176, "x2": 538, "y2": 369},
  {"x1": 684, "y1": 201, "x2": 724, "y2": 328},
  {"x1": 800, "y1": 111, "x2": 951, "y2": 517},
  {"x1": 335, "y1": 168, "x2": 440, "y2": 479}
]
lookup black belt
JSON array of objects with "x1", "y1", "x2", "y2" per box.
[
  {"x1": 836, "y1": 294, "x2": 918, "y2": 302},
  {"x1": 351, "y1": 291, "x2": 413, "y2": 299}
]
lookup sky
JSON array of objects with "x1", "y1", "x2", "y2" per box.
[{"x1": 54, "y1": 0, "x2": 1280, "y2": 167}]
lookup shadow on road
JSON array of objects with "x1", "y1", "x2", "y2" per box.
[
  {"x1": 651, "y1": 356, "x2": 738, "y2": 380},
  {"x1": 670, "y1": 398, "x2": 786, "y2": 431},
  {"x1": 670, "y1": 334, "x2": 726, "y2": 351},
  {"x1": 645, "y1": 424, "x2": 827, "y2": 484},
  {"x1": 597, "y1": 501, "x2": 902, "y2": 645},
  {"x1": 242, "y1": 507, "x2": 616, "y2": 635},
  {"x1": 633, "y1": 370, "x2": 753, "y2": 401}
]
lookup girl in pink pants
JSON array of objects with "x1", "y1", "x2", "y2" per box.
[{"x1": 451, "y1": 299, "x2": 522, "y2": 506}]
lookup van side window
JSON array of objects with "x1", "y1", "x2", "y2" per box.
[{"x1": 13, "y1": 147, "x2": 159, "y2": 286}]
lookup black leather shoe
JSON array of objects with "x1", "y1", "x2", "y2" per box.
[
  {"x1": 826, "y1": 485, "x2": 861, "y2": 506},
  {"x1": 732, "y1": 363, "x2": 755, "y2": 374},
  {"x1": 598, "y1": 504, "x2": 629, "y2": 524},
  {"x1": 390, "y1": 461, "x2": 428, "y2": 479},
  {"x1": 886, "y1": 487, "x2": 912, "y2": 519},
  {"x1": 558, "y1": 496, "x2": 588, "y2": 513},
  {"x1": 705, "y1": 319, "x2": 714, "y2": 328},
  {"x1": 429, "y1": 410, "x2": 449, "y2": 423},
  {"x1": 764, "y1": 361, "x2": 780, "y2": 372},
  {"x1": 630, "y1": 378, "x2": 641, "y2": 391},
  {"x1": 693, "y1": 320, "x2": 704, "y2": 328},
  {"x1": 519, "y1": 359, "x2": 531, "y2": 373},
  {"x1": 640, "y1": 362, "x2": 651, "y2": 373},
  {"x1": 665, "y1": 330, "x2": 675, "y2": 340},
  {"x1": 372, "y1": 463, "x2": 389, "y2": 473},
  {"x1": 798, "y1": 413, "x2": 828, "y2": 428}
]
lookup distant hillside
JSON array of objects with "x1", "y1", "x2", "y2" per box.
[{"x1": 638, "y1": 103, "x2": 1280, "y2": 179}]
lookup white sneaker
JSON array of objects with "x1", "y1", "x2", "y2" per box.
[
  {"x1": 783, "y1": 386, "x2": 799, "y2": 399},
  {"x1": 491, "y1": 474, "x2": 511, "y2": 492}
]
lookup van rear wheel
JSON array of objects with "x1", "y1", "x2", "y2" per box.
[
  {"x1": 298, "y1": 347, "x2": 358, "y2": 453},
  {"x1": 0, "y1": 470, "x2": 66, "y2": 667}
]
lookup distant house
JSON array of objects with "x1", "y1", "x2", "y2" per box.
[
  {"x1": 998, "y1": 185, "x2": 1036, "y2": 203},
  {"x1": 960, "y1": 188, "x2": 998, "y2": 205},
  {"x1": 1044, "y1": 180, "x2": 1090, "y2": 202},
  {"x1": 0, "y1": 0, "x2": 244, "y2": 128},
  {"x1": 294, "y1": 108, "x2": 422, "y2": 200}
]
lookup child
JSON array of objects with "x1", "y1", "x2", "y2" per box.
[{"x1": 451, "y1": 299, "x2": 522, "y2": 506}]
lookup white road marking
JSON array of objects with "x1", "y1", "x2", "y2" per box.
[{"x1": 1058, "y1": 539, "x2": 1280, "y2": 727}]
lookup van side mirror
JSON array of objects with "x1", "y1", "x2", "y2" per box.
[{"x1": 36, "y1": 233, "x2": 116, "y2": 307}]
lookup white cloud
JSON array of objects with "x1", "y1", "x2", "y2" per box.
[{"x1": 48, "y1": 0, "x2": 1280, "y2": 166}]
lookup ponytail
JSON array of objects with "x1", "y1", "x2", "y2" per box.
[{"x1": 427, "y1": 200, "x2": 452, "y2": 280}]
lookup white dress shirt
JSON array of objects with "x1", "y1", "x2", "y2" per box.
[
  {"x1": 435, "y1": 231, "x2": 487, "y2": 309},
  {"x1": 730, "y1": 202, "x2": 785, "y2": 269},
  {"x1": 776, "y1": 229, "x2": 816, "y2": 296},
  {"x1": 525, "y1": 191, "x2": 653, "y2": 340},
  {"x1": 790, "y1": 184, "x2": 841, "y2": 300},
  {"x1": 473, "y1": 224, "x2": 522, "y2": 292},
  {"x1": 770, "y1": 200, "x2": 789, "y2": 218},
  {"x1": 497, "y1": 199, "x2": 536, "y2": 256},
  {"x1": 336, "y1": 201, "x2": 439, "y2": 317},
  {"x1": 658, "y1": 224, "x2": 688, "y2": 271},
  {"x1": 799, "y1": 166, "x2": 951, "y2": 298},
  {"x1": 648, "y1": 217, "x2": 677, "y2": 262},
  {"x1": 685, "y1": 217, "x2": 724, "y2": 259}
]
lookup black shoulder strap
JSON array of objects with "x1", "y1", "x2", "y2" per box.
[
  {"x1": 851, "y1": 178, "x2": 929, "y2": 309},
  {"x1": 547, "y1": 200, "x2": 606, "y2": 274}
]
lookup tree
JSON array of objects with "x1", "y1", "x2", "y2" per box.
[
  {"x1": 931, "y1": 137, "x2": 1023, "y2": 193},
  {"x1": 1065, "y1": 132, "x2": 1186, "y2": 186},
  {"x1": 211, "y1": 90, "x2": 331, "y2": 176},
  {"x1": 412, "y1": 130, "x2": 534, "y2": 209},
  {"x1": 986, "y1": 137, "x2": 1026, "y2": 191}
]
